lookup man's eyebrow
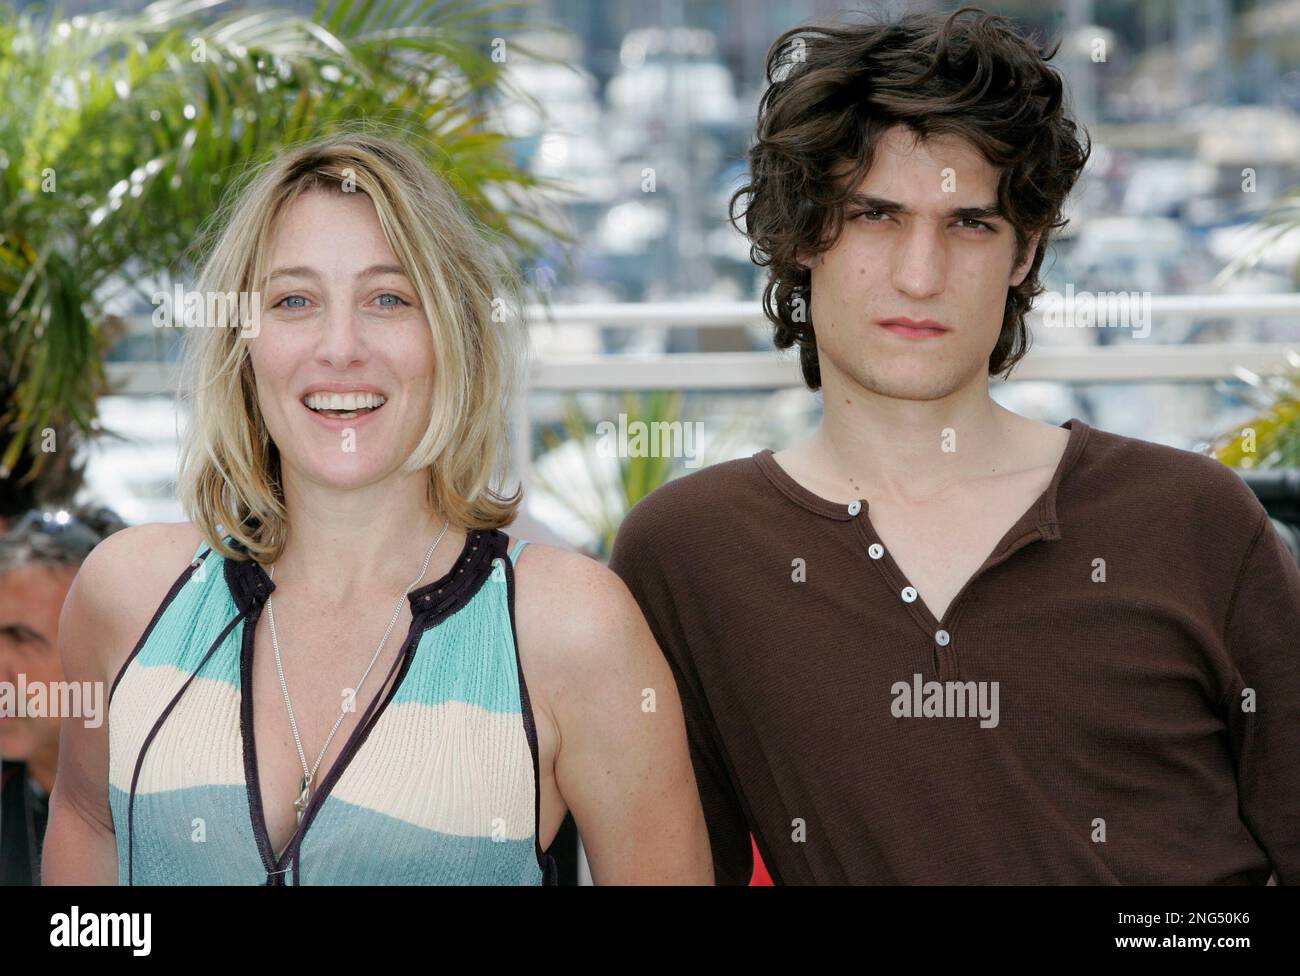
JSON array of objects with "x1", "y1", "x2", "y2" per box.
[
  {"x1": 267, "y1": 264, "x2": 410, "y2": 282},
  {"x1": 845, "y1": 193, "x2": 1003, "y2": 221},
  {"x1": 0, "y1": 623, "x2": 49, "y2": 646}
]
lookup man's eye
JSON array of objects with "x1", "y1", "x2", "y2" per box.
[
  {"x1": 855, "y1": 210, "x2": 889, "y2": 223},
  {"x1": 274, "y1": 295, "x2": 309, "y2": 309},
  {"x1": 375, "y1": 293, "x2": 409, "y2": 307},
  {"x1": 958, "y1": 218, "x2": 993, "y2": 231}
]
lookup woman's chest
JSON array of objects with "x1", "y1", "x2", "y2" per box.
[
  {"x1": 246, "y1": 611, "x2": 415, "y2": 860},
  {"x1": 245, "y1": 593, "x2": 544, "y2": 883}
]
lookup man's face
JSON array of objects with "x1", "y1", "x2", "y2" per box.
[
  {"x1": 0, "y1": 564, "x2": 72, "y2": 762},
  {"x1": 804, "y1": 125, "x2": 1040, "y2": 401}
]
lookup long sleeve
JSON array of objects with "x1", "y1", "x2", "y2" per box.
[
  {"x1": 1223, "y1": 511, "x2": 1300, "y2": 884},
  {"x1": 608, "y1": 506, "x2": 755, "y2": 885}
]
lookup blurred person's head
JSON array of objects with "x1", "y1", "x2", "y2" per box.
[
  {"x1": 731, "y1": 7, "x2": 1091, "y2": 402},
  {"x1": 0, "y1": 506, "x2": 126, "y2": 790},
  {"x1": 177, "y1": 128, "x2": 524, "y2": 564}
]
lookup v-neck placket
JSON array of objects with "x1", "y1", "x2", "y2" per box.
[
  {"x1": 223, "y1": 527, "x2": 501, "y2": 886},
  {"x1": 754, "y1": 419, "x2": 1091, "y2": 681},
  {"x1": 850, "y1": 500, "x2": 1060, "y2": 680},
  {"x1": 852, "y1": 419, "x2": 1089, "y2": 680}
]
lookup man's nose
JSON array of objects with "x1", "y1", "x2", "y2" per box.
[{"x1": 890, "y1": 222, "x2": 947, "y2": 300}]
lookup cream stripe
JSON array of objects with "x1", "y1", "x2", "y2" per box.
[
  {"x1": 108, "y1": 663, "x2": 244, "y2": 795},
  {"x1": 330, "y1": 699, "x2": 537, "y2": 841}
]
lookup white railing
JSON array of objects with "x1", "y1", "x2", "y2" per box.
[
  {"x1": 527, "y1": 293, "x2": 1300, "y2": 327},
  {"x1": 527, "y1": 344, "x2": 1300, "y2": 389},
  {"x1": 98, "y1": 296, "x2": 1299, "y2": 513},
  {"x1": 524, "y1": 295, "x2": 1299, "y2": 388},
  {"x1": 108, "y1": 294, "x2": 1300, "y2": 394}
]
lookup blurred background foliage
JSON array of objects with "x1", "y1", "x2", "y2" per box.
[
  {"x1": 0, "y1": 0, "x2": 560, "y2": 511},
  {"x1": 1212, "y1": 351, "x2": 1300, "y2": 469},
  {"x1": 533, "y1": 391, "x2": 684, "y2": 558},
  {"x1": 531, "y1": 389, "x2": 755, "y2": 557}
]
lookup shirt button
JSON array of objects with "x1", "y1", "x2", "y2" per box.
[
  {"x1": 935, "y1": 629, "x2": 950, "y2": 646},
  {"x1": 847, "y1": 500, "x2": 862, "y2": 516},
  {"x1": 901, "y1": 586, "x2": 917, "y2": 603},
  {"x1": 868, "y1": 543, "x2": 884, "y2": 560}
]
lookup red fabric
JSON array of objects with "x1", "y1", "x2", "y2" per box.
[{"x1": 748, "y1": 835, "x2": 773, "y2": 885}]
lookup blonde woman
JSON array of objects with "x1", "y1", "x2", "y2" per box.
[{"x1": 42, "y1": 133, "x2": 712, "y2": 885}]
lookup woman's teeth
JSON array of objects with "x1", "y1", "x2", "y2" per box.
[
  {"x1": 318, "y1": 408, "x2": 368, "y2": 418},
  {"x1": 303, "y1": 392, "x2": 387, "y2": 419}
]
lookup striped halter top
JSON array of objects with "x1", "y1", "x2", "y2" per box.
[{"x1": 107, "y1": 527, "x2": 557, "y2": 885}]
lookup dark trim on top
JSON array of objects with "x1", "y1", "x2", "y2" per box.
[
  {"x1": 122, "y1": 527, "x2": 537, "y2": 885},
  {"x1": 109, "y1": 551, "x2": 207, "y2": 704},
  {"x1": 286, "y1": 526, "x2": 496, "y2": 885},
  {"x1": 220, "y1": 527, "x2": 498, "y2": 885},
  {"x1": 126, "y1": 606, "x2": 247, "y2": 884},
  {"x1": 503, "y1": 532, "x2": 560, "y2": 885}
]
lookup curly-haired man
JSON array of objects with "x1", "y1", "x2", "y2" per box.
[{"x1": 610, "y1": 8, "x2": 1300, "y2": 884}]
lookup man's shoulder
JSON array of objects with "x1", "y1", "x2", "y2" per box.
[
  {"x1": 618, "y1": 454, "x2": 767, "y2": 538},
  {"x1": 1078, "y1": 423, "x2": 1265, "y2": 524},
  {"x1": 609, "y1": 454, "x2": 770, "y2": 576}
]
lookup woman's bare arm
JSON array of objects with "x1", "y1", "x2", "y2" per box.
[
  {"x1": 42, "y1": 526, "x2": 158, "y2": 884},
  {"x1": 523, "y1": 547, "x2": 714, "y2": 884}
]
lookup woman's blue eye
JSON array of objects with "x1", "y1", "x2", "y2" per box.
[{"x1": 273, "y1": 294, "x2": 409, "y2": 309}]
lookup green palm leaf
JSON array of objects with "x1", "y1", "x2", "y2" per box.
[{"x1": 0, "y1": 0, "x2": 562, "y2": 496}]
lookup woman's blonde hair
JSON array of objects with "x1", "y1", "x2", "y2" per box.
[{"x1": 176, "y1": 129, "x2": 525, "y2": 564}]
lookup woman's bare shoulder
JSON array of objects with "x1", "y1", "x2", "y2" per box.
[
  {"x1": 510, "y1": 541, "x2": 655, "y2": 677},
  {"x1": 88, "y1": 520, "x2": 205, "y2": 592},
  {"x1": 69, "y1": 521, "x2": 206, "y2": 681}
]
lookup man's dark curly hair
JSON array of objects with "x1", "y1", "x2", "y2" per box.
[{"x1": 730, "y1": 6, "x2": 1091, "y2": 389}]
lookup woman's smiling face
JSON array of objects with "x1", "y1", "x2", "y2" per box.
[{"x1": 249, "y1": 189, "x2": 435, "y2": 490}]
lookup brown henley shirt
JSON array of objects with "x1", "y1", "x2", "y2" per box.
[{"x1": 608, "y1": 418, "x2": 1300, "y2": 884}]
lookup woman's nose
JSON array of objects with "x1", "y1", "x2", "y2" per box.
[{"x1": 315, "y1": 306, "x2": 366, "y2": 368}]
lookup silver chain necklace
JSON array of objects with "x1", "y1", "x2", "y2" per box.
[{"x1": 265, "y1": 521, "x2": 450, "y2": 833}]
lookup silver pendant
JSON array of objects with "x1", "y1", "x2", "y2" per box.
[{"x1": 294, "y1": 774, "x2": 312, "y2": 824}]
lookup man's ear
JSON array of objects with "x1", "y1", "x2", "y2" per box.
[
  {"x1": 1010, "y1": 230, "x2": 1042, "y2": 287},
  {"x1": 797, "y1": 248, "x2": 830, "y2": 274}
]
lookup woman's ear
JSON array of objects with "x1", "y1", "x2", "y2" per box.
[{"x1": 1010, "y1": 230, "x2": 1042, "y2": 287}]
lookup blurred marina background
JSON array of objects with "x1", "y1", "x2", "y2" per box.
[{"x1": 2, "y1": 0, "x2": 1297, "y2": 554}]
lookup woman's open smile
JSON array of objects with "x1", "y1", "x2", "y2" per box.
[{"x1": 300, "y1": 388, "x2": 389, "y2": 428}]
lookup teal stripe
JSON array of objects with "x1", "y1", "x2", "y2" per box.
[
  {"x1": 297, "y1": 795, "x2": 543, "y2": 885},
  {"x1": 388, "y1": 570, "x2": 523, "y2": 713},
  {"x1": 109, "y1": 783, "x2": 264, "y2": 885},
  {"x1": 129, "y1": 560, "x2": 242, "y2": 686},
  {"x1": 113, "y1": 530, "x2": 543, "y2": 885}
]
